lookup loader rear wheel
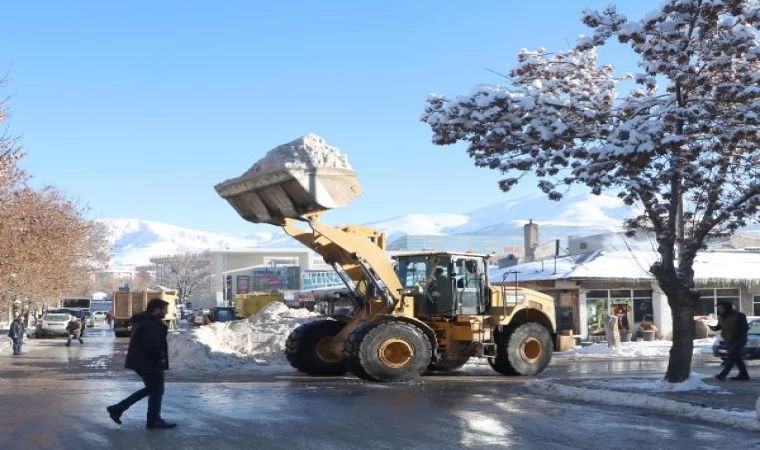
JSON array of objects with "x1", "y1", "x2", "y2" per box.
[
  {"x1": 344, "y1": 321, "x2": 431, "y2": 382},
  {"x1": 428, "y1": 357, "x2": 470, "y2": 372},
  {"x1": 489, "y1": 322, "x2": 552, "y2": 376},
  {"x1": 285, "y1": 320, "x2": 347, "y2": 376}
]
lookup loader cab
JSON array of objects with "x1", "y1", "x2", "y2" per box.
[{"x1": 394, "y1": 253, "x2": 489, "y2": 317}]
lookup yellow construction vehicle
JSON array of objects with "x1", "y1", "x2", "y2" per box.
[
  {"x1": 215, "y1": 137, "x2": 555, "y2": 382},
  {"x1": 234, "y1": 291, "x2": 285, "y2": 318}
]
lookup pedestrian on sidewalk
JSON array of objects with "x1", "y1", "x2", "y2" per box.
[
  {"x1": 106, "y1": 298, "x2": 176, "y2": 429},
  {"x1": 709, "y1": 299, "x2": 750, "y2": 381},
  {"x1": 8, "y1": 314, "x2": 25, "y2": 355},
  {"x1": 65, "y1": 316, "x2": 83, "y2": 347}
]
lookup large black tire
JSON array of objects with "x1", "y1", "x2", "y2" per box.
[
  {"x1": 343, "y1": 320, "x2": 432, "y2": 382},
  {"x1": 285, "y1": 320, "x2": 347, "y2": 376},
  {"x1": 428, "y1": 357, "x2": 470, "y2": 372},
  {"x1": 489, "y1": 322, "x2": 552, "y2": 376}
]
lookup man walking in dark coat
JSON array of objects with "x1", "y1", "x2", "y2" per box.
[
  {"x1": 106, "y1": 298, "x2": 177, "y2": 428},
  {"x1": 8, "y1": 314, "x2": 25, "y2": 355},
  {"x1": 709, "y1": 299, "x2": 750, "y2": 381}
]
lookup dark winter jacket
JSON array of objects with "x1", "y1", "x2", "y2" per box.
[
  {"x1": 66, "y1": 320, "x2": 81, "y2": 334},
  {"x1": 124, "y1": 311, "x2": 169, "y2": 373},
  {"x1": 8, "y1": 320, "x2": 24, "y2": 339},
  {"x1": 709, "y1": 300, "x2": 748, "y2": 343}
]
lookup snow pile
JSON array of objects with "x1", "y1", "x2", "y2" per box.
[
  {"x1": 555, "y1": 339, "x2": 715, "y2": 358},
  {"x1": 168, "y1": 302, "x2": 322, "y2": 370},
  {"x1": 246, "y1": 134, "x2": 352, "y2": 174},
  {"x1": 527, "y1": 380, "x2": 757, "y2": 430},
  {"x1": 582, "y1": 372, "x2": 721, "y2": 393}
]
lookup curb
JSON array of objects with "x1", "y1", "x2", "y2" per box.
[{"x1": 525, "y1": 380, "x2": 758, "y2": 431}]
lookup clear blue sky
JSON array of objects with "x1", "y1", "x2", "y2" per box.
[{"x1": 3, "y1": 0, "x2": 658, "y2": 234}]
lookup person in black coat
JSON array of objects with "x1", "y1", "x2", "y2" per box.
[
  {"x1": 709, "y1": 299, "x2": 750, "y2": 381},
  {"x1": 106, "y1": 298, "x2": 177, "y2": 429},
  {"x1": 8, "y1": 315, "x2": 25, "y2": 355}
]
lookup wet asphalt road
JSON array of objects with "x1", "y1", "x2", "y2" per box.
[{"x1": 0, "y1": 327, "x2": 757, "y2": 450}]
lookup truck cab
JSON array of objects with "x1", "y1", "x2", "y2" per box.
[{"x1": 395, "y1": 252, "x2": 490, "y2": 317}]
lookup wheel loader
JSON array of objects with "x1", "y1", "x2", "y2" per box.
[{"x1": 215, "y1": 136, "x2": 556, "y2": 382}]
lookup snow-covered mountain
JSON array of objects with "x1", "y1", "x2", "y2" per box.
[
  {"x1": 102, "y1": 193, "x2": 640, "y2": 267},
  {"x1": 100, "y1": 219, "x2": 274, "y2": 267},
  {"x1": 367, "y1": 192, "x2": 638, "y2": 243}
]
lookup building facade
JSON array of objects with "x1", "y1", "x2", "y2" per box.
[
  {"x1": 207, "y1": 248, "x2": 339, "y2": 306},
  {"x1": 387, "y1": 234, "x2": 523, "y2": 257},
  {"x1": 491, "y1": 245, "x2": 760, "y2": 341}
]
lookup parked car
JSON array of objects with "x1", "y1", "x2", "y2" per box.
[
  {"x1": 36, "y1": 312, "x2": 71, "y2": 338},
  {"x1": 712, "y1": 318, "x2": 760, "y2": 359}
]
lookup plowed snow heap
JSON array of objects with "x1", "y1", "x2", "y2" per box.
[{"x1": 214, "y1": 134, "x2": 362, "y2": 225}]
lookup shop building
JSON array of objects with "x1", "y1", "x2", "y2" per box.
[{"x1": 490, "y1": 230, "x2": 760, "y2": 341}]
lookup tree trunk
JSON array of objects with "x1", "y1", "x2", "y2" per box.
[
  {"x1": 652, "y1": 257, "x2": 697, "y2": 383},
  {"x1": 665, "y1": 300, "x2": 694, "y2": 382},
  {"x1": 605, "y1": 315, "x2": 621, "y2": 348}
]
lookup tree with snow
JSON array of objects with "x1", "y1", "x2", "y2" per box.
[{"x1": 422, "y1": 1, "x2": 760, "y2": 382}]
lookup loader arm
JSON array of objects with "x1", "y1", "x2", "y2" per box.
[{"x1": 281, "y1": 216, "x2": 408, "y2": 316}]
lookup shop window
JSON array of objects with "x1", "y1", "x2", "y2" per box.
[
  {"x1": 697, "y1": 288, "x2": 741, "y2": 315},
  {"x1": 585, "y1": 289, "x2": 653, "y2": 337}
]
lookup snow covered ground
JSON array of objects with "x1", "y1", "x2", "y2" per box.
[
  {"x1": 168, "y1": 302, "x2": 322, "y2": 371},
  {"x1": 580, "y1": 372, "x2": 721, "y2": 393},
  {"x1": 527, "y1": 379, "x2": 758, "y2": 430},
  {"x1": 554, "y1": 339, "x2": 715, "y2": 358}
]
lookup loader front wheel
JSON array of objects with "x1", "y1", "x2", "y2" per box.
[
  {"x1": 489, "y1": 322, "x2": 552, "y2": 376},
  {"x1": 285, "y1": 320, "x2": 347, "y2": 376},
  {"x1": 344, "y1": 321, "x2": 431, "y2": 382}
]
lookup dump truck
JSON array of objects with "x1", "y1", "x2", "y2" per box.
[
  {"x1": 234, "y1": 291, "x2": 285, "y2": 318},
  {"x1": 215, "y1": 134, "x2": 556, "y2": 382},
  {"x1": 111, "y1": 289, "x2": 178, "y2": 337}
]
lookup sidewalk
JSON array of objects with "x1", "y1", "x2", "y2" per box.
[{"x1": 527, "y1": 371, "x2": 760, "y2": 430}]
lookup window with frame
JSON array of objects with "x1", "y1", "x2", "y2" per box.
[
  {"x1": 696, "y1": 288, "x2": 740, "y2": 316},
  {"x1": 754, "y1": 295, "x2": 760, "y2": 317}
]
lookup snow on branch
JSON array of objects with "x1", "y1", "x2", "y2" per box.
[{"x1": 422, "y1": 0, "x2": 760, "y2": 255}]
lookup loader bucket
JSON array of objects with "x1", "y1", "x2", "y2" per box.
[{"x1": 214, "y1": 166, "x2": 363, "y2": 225}]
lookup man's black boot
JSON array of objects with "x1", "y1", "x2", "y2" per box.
[
  {"x1": 106, "y1": 405, "x2": 123, "y2": 425},
  {"x1": 147, "y1": 419, "x2": 177, "y2": 429}
]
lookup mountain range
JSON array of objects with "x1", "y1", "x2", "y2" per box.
[{"x1": 102, "y1": 192, "x2": 641, "y2": 267}]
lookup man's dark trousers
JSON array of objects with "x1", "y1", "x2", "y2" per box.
[
  {"x1": 112, "y1": 371, "x2": 164, "y2": 423},
  {"x1": 11, "y1": 337, "x2": 21, "y2": 355},
  {"x1": 719, "y1": 338, "x2": 748, "y2": 377}
]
